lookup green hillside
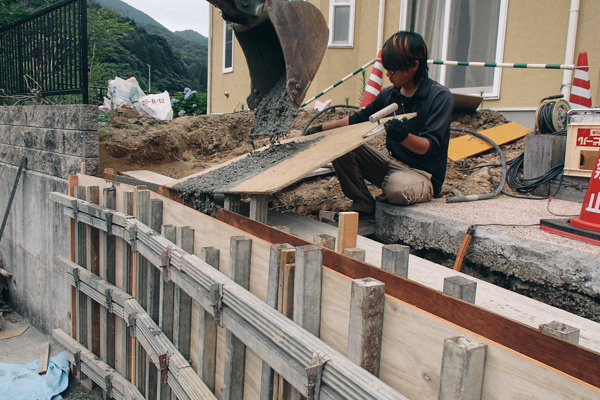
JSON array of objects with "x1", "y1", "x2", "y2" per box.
[
  {"x1": 1, "y1": 0, "x2": 208, "y2": 101},
  {"x1": 94, "y1": 0, "x2": 169, "y2": 30}
]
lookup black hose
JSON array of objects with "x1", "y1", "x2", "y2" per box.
[
  {"x1": 301, "y1": 104, "x2": 360, "y2": 136},
  {"x1": 446, "y1": 128, "x2": 507, "y2": 203}
]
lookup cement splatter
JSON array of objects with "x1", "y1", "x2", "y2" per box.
[
  {"x1": 172, "y1": 138, "x2": 322, "y2": 214},
  {"x1": 249, "y1": 75, "x2": 299, "y2": 140}
]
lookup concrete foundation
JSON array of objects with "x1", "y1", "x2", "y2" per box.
[{"x1": 0, "y1": 104, "x2": 98, "y2": 335}]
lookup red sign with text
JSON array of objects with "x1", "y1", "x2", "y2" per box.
[{"x1": 576, "y1": 128, "x2": 600, "y2": 148}]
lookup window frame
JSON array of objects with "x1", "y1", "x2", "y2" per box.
[
  {"x1": 327, "y1": 0, "x2": 356, "y2": 48},
  {"x1": 223, "y1": 20, "x2": 234, "y2": 73},
  {"x1": 398, "y1": 0, "x2": 508, "y2": 99}
]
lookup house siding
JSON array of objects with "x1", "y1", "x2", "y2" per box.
[{"x1": 208, "y1": 0, "x2": 599, "y2": 114}]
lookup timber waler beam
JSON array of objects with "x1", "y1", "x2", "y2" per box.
[{"x1": 50, "y1": 191, "x2": 409, "y2": 400}]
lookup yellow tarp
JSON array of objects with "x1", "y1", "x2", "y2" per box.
[{"x1": 448, "y1": 121, "x2": 531, "y2": 161}]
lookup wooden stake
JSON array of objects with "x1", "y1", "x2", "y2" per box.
[
  {"x1": 260, "y1": 244, "x2": 295, "y2": 400},
  {"x1": 135, "y1": 189, "x2": 150, "y2": 395},
  {"x1": 145, "y1": 199, "x2": 163, "y2": 400},
  {"x1": 86, "y1": 186, "x2": 101, "y2": 356},
  {"x1": 158, "y1": 224, "x2": 176, "y2": 400},
  {"x1": 249, "y1": 194, "x2": 268, "y2": 223},
  {"x1": 198, "y1": 246, "x2": 220, "y2": 393},
  {"x1": 347, "y1": 278, "x2": 385, "y2": 377},
  {"x1": 336, "y1": 212, "x2": 359, "y2": 253},
  {"x1": 101, "y1": 186, "x2": 116, "y2": 370},
  {"x1": 224, "y1": 194, "x2": 241, "y2": 214},
  {"x1": 174, "y1": 226, "x2": 194, "y2": 362},
  {"x1": 38, "y1": 342, "x2": 50, "y2": 374},
  {"x1": 121, "y1": 191, "x2": 134, "y2": 382},
  {"x1": 223, "y1": 236, "x2": 252, "y2": 400},
  {"x1": 313, "y1": 233, "x2": 336, "y2": 250},
  {"x1": 381, "y1": 244, "x2": 409, "y2": 277},
  {"x1": 343, "y1": 247, "x2": 366, "y2": 262}
]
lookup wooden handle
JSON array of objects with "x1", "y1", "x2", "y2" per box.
[
  {"x1": 369, "y1": 103, "x2": 399, "y2": 123},
  {"x1": 453, "y1": 226, "x2": 475, "y2": 272}
]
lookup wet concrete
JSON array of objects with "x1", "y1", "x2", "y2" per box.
[
  {"x1": 172, "y1": 137, "x2": 322, "y2": 213},
  {"x1": 249, "y1": 75, "x2": 300, "y2": 140}
]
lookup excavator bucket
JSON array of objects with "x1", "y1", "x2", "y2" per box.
[{"x1": 208, "y1": 0, "x2": 328, "y2": 109}]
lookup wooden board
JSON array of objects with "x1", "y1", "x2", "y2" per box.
[
  {"x1": 267, "y1": 211, "x2": 600, "y2": 354},
  {"x1": 121, "y1": 170, "x2": 176, "y2": 186},
  {"x1": 74, "y1": 175, "x2": 600, "y2": 399},
  {"x1": 0, "y1": 326, "x2": 28, "y2": 340},
  {"x1": 217, "y1": 210, "x2": 600, "y2": 392},
  {"x1": 167, "y1": 119, "x2": 383, "y2": 195},
  {"x1": 447, "y1": 122, "x2": 531, "y2": 161}
]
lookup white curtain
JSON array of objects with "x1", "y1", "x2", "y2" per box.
[
  {"x1": 445, "y1": 0, "x2": 500, "y2": 91},
  {"x1": 406, "y1": 0, "x2": 501, "y2": 91},
  {"x1": 406, "y1": 0, "x2": 446, "y2": 82}
]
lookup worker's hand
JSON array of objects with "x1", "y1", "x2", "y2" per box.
[
  {"x1": 304, "y1": 124, "x2": 323, "y2": 136},
  {"x1": 384, "y1": 117, "x2": 410, "y2": 142}
]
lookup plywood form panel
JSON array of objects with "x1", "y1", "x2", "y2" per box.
[{"x1": 73, "y1": 175, "x2": 600, "y2": 399}]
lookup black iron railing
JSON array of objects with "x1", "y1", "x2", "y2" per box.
[{"x1": 0, "y1": 0, "x2": 88, "y2": 103}]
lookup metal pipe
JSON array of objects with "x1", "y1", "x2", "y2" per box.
[{"x1": 562, "y1": 0, "x2": 581, "y2": 98}]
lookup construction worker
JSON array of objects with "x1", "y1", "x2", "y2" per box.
[{"x1": 306, "y1": 31, "x2": 453, "y2": 218}]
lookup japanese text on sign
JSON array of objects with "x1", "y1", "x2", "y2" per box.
[{"x1": 577, "y1": 128, "x2": 600, "y2": 147}]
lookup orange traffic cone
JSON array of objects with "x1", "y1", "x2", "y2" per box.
[
  {"x1": 360, "y1": 49, "x2": 384, "y2": 108},
  {"x1": 541, "y1": 150, "x2": 600, "y2": 246},
  {"x1": 570, "y1": 50, "x2": 592, "y2": 108},
  {"x1": 571, "y1": 150, "x2": 600, "y2": 232}
]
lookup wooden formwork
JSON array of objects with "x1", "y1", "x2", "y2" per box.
[{"x1": 55, "y1": 173, "x2": 600, "y2": 400}]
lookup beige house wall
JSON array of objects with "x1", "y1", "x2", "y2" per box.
[{"x1": 208, "y1": 0, "x2": 599, "y2": 114}]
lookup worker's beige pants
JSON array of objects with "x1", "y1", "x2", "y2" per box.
[{"x1": 332, "y1": 144, "x2": 434, "y2": 213}]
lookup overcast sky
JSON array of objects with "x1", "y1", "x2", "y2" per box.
[{"x1": 120, "y1": 0, "x2": 211, "y2": 36}]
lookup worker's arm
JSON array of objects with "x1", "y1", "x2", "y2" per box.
[
  {"x1": 397, "y1": 133, "x2": 430, "y2": 155},
  {"x1": 384, "y1": 117, "x2": 431, "y2": 155},
  {"x1": 322, "y1": 116, "x2": 349, "y2": 131}
]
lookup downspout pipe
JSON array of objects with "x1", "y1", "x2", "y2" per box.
[
  {"x1": 561, "y1": 0, "x2": 580, "y2": 98},
  {"x1": 207, "y1": 4, "x2": 213, "y2": 115},
  {"x1": 377, "y1": 0, "x2": 386, "y2": 51}
]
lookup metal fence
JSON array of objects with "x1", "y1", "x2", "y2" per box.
[{"x1": 0, "y1": 0, "x2": 88, "y2": 103}]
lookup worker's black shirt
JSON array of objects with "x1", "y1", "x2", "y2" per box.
[{"x1": 349, "y1": 76, "x2": 453, "y2": 197}]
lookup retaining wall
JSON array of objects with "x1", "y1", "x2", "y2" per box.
[{"x1": 0, "y1": 104, "x2": 98, "y2": 334}]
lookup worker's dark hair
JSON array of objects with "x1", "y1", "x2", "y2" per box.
[{"x1": 381, "y1": 31, "x2": 429, "y2": 84}]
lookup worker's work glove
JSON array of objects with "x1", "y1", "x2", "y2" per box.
[
  {"x1": 384, "y1": 117, "x2": 410, "y2": 142},
  {"x1": 304, "y1": 124, "x2": 323, "y2": 136}
]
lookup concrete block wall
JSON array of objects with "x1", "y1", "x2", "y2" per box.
[
  {"x1": 0, "y1": 104, "x2": 98, "y2": 334},
  {"x1": 0, "y1": 105, "x2": 98, "y2": 178}
]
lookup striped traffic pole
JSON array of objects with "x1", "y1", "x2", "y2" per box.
[
  {"x1": 428, "y1": 60, "x2": 581, "y2": 69},
  {"x1": 300, "y1": 58, "x2": 377, "y2": 108},
  {"x1": 301, "y1": 59, "x2": 585, "y2": 108}
]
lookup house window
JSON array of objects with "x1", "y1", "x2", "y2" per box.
[
  {"x1": 223, "y1": 21, "x2": 234, "y2": 73},
  {"x1": 400, "y1": 0, "x2": 508, "y2": 98},
  {"x1": 328, "y1": 0, "x2": 355, "y2": 48}
]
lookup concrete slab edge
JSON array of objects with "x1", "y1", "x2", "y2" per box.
[{"x1": 375, "y1": 202, "x2": 600, "y2": 298}]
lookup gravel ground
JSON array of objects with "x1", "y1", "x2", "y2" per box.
[{"x1": 409, "y1": 196, "x2": 598, "y2": 254}]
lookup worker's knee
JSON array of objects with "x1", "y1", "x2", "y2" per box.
[{"x1": 381, "y1": 172, "x2": 433, "y2": 206}]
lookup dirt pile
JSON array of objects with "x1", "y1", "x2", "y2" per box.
[{"x1": 99, "y1": 107, "x2": 520, "y2": 218}]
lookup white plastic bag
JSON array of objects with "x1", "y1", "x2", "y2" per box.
[
  {"x1": 138, "y1": 91, "x2": 173, "y2": 121},
  {"x1": 107, "y1": 76, "x2": 146, "y2": 110},
  {"x1": 314, "y1": 99, "x2": 332, "y2": 111}
]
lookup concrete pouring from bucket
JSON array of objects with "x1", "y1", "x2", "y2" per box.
[{"x1": 375, "y1": 196, "x2": 600, "y2": 319}]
